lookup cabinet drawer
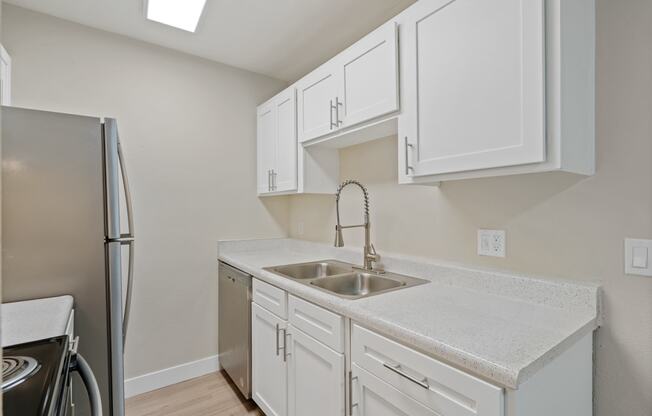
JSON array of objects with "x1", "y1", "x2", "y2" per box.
[
  {"x1": 352, "y1": 364, "x2": 439, "y2": 416},
  {"x1": 288, "y1": 295, "x2": 344, "y2": 353},
  {"x1": 253, "y1": 279, "x2": 288, "y2": 319},
  {"x1": 352, "y1": 324, "x2": 503, "y2": 416}
]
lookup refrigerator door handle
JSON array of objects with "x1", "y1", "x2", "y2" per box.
[
  {"x1": 121, "y1": 239, "x2": 134, "y2": 346},
  {"x1": 117, "y1": 139, "x2": 135, "y2": 346}
]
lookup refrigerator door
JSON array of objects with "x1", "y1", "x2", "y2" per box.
[
  {"x1": 117, "y1": 137, "x2": 135, "y2": 343},
  {"x1": 2, "y1": 106, "x2": 111, "y2": 416},
  {"x1": 105, "y1": 241, "x2": 126, "y2": 416},
  {"x1": 103, "y1": 118, "x2": 131, "y2": 416},
  {"x1": 104, "y1": 119, "x2": 136, "y2": 343}
]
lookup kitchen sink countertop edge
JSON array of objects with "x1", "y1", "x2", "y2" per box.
[{"x1": 217, "y1": 238, "x2": 601, "y2": 389}]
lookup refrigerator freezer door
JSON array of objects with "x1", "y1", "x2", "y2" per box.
[{"x1": 2, "y1": 106, "x2": 111, "y2": 416}]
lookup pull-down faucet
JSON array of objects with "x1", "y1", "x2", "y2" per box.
[{"x1": 334, "y1": 180, "x2": 380, "y2": 271}]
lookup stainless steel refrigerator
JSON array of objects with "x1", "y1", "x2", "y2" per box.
[{"x1": 2, "y1": 106, "x2": 135, "y2": 416}]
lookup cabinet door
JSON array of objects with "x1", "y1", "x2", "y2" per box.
[
  {"x1": 352, "y1": 365, "x2": 439, "y2": 416},
  {"x1": 273, "y1": 88, "x2": 298, "y2": 192},
  {"x1": 337, "y1": 21, "x2": 398, "y2": 129},
  {"x1": 257, "y1": 102, "x2": 276, "y2": 194},
  {"x1": 288, "y1": 325, "x2": 345, "y2": 416},
  {"x1": 399, "y1": 0, "x2": 546, "y2": 178},
  {"x1": 296, "y1": 64, "x2": 340, "y2": 142},
  {"x1": 252, "y1": 303, "x2": 287, "y2": 416}
]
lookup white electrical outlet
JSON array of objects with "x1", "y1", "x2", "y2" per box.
[
  {"x1": 478, "y1": 229, "x2": 506, "y2": 258},
  {"x1": 625, "y1": 238, "x2": 652, "y2": 277}
]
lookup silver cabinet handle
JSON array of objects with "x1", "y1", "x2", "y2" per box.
[
  {"x1": 336, "y1": 97, "x2": 343, "y2": 126},
  {"x1": 404, "y1": 136, "x2": 414, "y2": 176},
  {"x1": 272, "y1": 170, "x2": 277, "y2": 191},
  {"x1": 267, "y1": 170, "x2": 272, "y2": 192},
  {"x1": 330, "y1": 99, "x2": 337, "y2": 129},
  {"x1": 349, "y1": 370, "x2": 358, "y2": 415},
  {"x1": 282, "y1": 329, "x2": 290, "y2": 362},
  {"x1": 275, "y1": 324, "x2": 281, "y2": 356},
  {"x1": 382, "y1": 363, "x2": 429, "y2": 389}
]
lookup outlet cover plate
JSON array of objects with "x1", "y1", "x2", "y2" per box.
[
  {"x1": 625, "y1": 238, "x2": 652, "y2": 277},
  {"x1": 478, "y1": 229, "x2": 506, "y2": 258}
]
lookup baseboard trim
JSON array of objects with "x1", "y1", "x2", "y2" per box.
[{"x1": 124, "y1": 354, "x2": 221, "y2": 398}]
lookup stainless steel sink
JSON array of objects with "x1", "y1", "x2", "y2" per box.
[
  {"x1": 264, "y1": 260, "x2": 428, "y2": 299},
  {"x1": 266, "y1": 260, "x2": 353, "y2": 280},
  {"x1": 310, "y1": 272, "x2": 405, "y2": 297}
]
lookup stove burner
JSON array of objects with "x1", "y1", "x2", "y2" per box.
[{"x1": 2, "y1": 356, "x2": 40, "y2": 391}]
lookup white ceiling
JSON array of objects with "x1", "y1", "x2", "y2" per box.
[{"x1": 4, "y1": 0, "x2": 416, "y2": 81}]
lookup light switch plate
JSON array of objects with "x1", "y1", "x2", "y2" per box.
[
  {"x1": 478, "y1": 229, "x2": 506, "y2": 258},
  {"x1": 625, "y1": 238, "x2": 652, "y2": 277}
]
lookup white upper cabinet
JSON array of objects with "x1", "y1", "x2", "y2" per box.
[
  {"x1": 257, "y1": 86, "x2": 298, "y2": 195},
  {"x1": 399, "y1": 0, "x2": 595, "y2": 183},
  {"x1": 297, "y1": 20, "x2": 399, "y2": 144},
  {"x1": 274, "y1": 89, "x2": 299, "y2": 192},
  {"x1": 257, "y1": 0, "x2": 595, "y2": 190},
  {"x1": 337, "y1": 22, "x2": 399, "y2": 130},
  {"x1": 297, "y1": 64, "x2": 340, "y2": 143},
  {"x1": 400, "y1": 0, "x2": 546, "y2": 178},
  {"x1": 257, "y1": 102, "x2": 276, "y2": 194}
]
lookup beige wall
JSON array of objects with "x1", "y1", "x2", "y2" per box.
[
  {"x1": 1, "y1": 5, "x2": 288, "y2": 378},
  {"x1": 288, "y1": 1, "x2": 652, "y2": 415}
]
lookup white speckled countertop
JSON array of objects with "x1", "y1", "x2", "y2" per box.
[
  {"x1": 2, "y1": 295, "x2": 74, "y2": 347},
  {"x1": 218, "y1": 238, "x2": 601, "y2": 389}
]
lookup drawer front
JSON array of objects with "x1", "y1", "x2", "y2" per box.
[
  {"x1": 352, "y1": 364, "x2": 439, "y2": 416},
  {"x1": 352, "y1": 324, "x2": 504, "y2": 416},
  {"x1": 288, "y1": 295, "x2": 344, "y2": 353},
  {"x1": 253, "y1": 279, "x2": 288, "y2": 319}
]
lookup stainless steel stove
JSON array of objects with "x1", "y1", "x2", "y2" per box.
[{"x1": 2, "y1": 336, "x2": 71, "y2": 416}]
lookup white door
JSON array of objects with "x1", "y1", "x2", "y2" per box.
[
  {"x1": 296, "y1": 63, "x2": 340, "y2": 142},
  {"x1": 0, "y1": 44, "x2": 11, "y2": 106},
  {"x1": 287, "y1": 325, "x2": 345, "y2": 416},
  {"x1": 252, "y1": 303, "x2": 288, "y2": 416},
  {"x1": 273, "y1": 88, "x2": 298, "y2": 193},
  {"x1": 337, "y1": 21, "x2": 399, "y2": 129},
  {"x1": 399, "y1": 0, "x2": 546, "y2": 178},
  {"x1": 352, "y1": 365, "x2": 439, "y2": 416},
  {"x1": 257, "y1": 102, "x2": 276, "y2": 194}
]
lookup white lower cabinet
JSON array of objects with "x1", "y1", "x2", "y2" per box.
[
  {"x1": 352, "y1": 364, "x2": 439, "y2": 416},
  {"x1": 251, "y1": 282, "x2": 345, "y2": 416},
  {"x1": 287, "y1": 325, "x2": 345, "y2": 416},
  {"x1": 252, "y1": 303, "x2": 288, "y2": 416},
  {"x1": 251, "y1": 279, "x2": 592, "y2": 416}
]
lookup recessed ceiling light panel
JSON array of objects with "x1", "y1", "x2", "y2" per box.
[{"x1": 146, "y1": 0, "x2": 207, "y2": 33}]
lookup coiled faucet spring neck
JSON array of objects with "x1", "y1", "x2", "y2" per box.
[
  {"x1": 334, "y1": 180, "x2": 379, "y2": 270},
  {"x1": 335, "y1": 179, "x2": 370, "y2": 221}
]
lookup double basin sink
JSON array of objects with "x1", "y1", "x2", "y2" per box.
[{"x1": 264, "y1": 260, "x2": 428, "y2": 300}]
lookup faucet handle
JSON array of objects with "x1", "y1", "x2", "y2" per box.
[{"x1": 367, "y1": 244, "x2": 381, "y2": 263}]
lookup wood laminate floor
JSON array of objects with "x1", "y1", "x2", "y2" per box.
[{"x1": 126, "y1": 371, "x2": 263, "y2": 416}]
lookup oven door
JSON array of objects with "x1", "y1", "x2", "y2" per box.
[{"x1": 56, "y1": 351, "x2": 73, "y2": 416}]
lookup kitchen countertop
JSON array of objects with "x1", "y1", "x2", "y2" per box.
[
  {"x1": 218, "y1": 238, "x2": 601, "y2": 389},
  {"x1": 1, "y1": 295, "x2": 74, "y2": 347}
]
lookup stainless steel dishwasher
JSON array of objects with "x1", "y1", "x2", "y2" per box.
[{"x1": 218, "y1": 261, "x2": 252, "y2": 398}]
